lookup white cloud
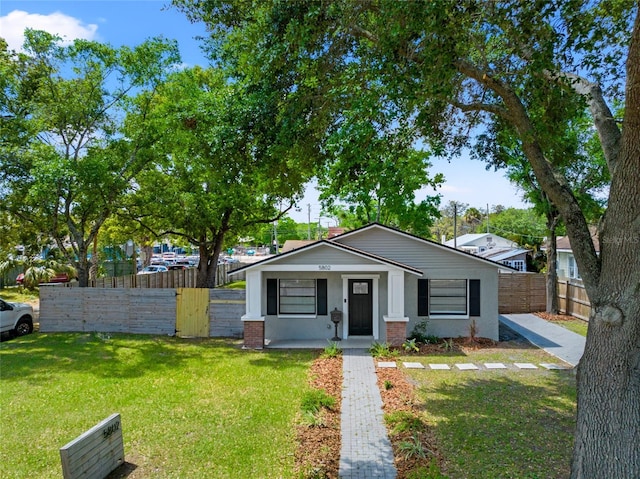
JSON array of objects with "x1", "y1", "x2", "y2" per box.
[{"x1": 0, "y1": 10, "x2": 99, "y2": 52}]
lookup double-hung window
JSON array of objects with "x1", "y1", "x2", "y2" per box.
[
  {"x1": 266, "y1": 278, "x2": 328, "y2": 316},
  {"x1": 279, "y1": 279, "x2": 316, "y2": 314},
  {"x1": 429, "y1": 279, "x2": 468, "y2": 315},
  {"x1": 418, "y1": 279, "x2": 481, "y2": 318}
]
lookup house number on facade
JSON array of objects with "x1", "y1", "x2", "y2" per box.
[{"x1": 318, "y1": 265, "x2": 331, "y2": 271}]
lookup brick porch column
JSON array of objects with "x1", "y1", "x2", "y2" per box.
[
  {"x1": 384, "y1": 318, "x2": 408, "y2": 348},
  {"x1": 242, "y1": 318, "x2": 265, "y2": 349}
]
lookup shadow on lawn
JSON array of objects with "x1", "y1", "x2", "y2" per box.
[
  {"x1": 416, "y1": 374, "x2": 576, "y2": 478},
  {"x1": 0, "y1": 333, "x2": 242, "y2": 380}
]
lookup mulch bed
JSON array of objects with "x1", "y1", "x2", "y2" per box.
[
  {"x1": 294, "y1": 355, "x2": 342, "y2": 479},
  {"x1": 376, "y1": 365, "x2": 445, "y2": 478},
  {"x1": 535, "y1": 312, "x2": 579, "y2": 322}
]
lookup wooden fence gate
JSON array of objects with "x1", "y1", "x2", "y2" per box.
[{"x1": 175, "y1": 288, "x2": 210, "y2": 337}]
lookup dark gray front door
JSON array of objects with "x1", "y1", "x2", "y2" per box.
[{"x1": 348, "y1": 279, "x2": 373, "y2": 336}]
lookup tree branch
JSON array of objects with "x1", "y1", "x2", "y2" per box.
[{"x1": 544, "y1": 70, "x2": 620, "y2": 174}]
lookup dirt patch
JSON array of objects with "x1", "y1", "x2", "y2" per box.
[{"x1": 294, "y1": 355, "x2": 342, "y2": 478}]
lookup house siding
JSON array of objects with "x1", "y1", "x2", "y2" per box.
[
  {"x1": 336, "y1": 228, "x2": 499, "y2": 340},
  {"x1": 335, "y1": 228, "x2": 491, "y2": 272}
]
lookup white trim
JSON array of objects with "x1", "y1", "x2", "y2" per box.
[
  {"x1": 241, "y1": 315, "x2": 265, "y2": 322},
  {"x1": 383, "y1": 316, "x2": 409, "y2": 323},
  {"x1": 342, "y1": 276, "x2": 379, "y2": 340}
]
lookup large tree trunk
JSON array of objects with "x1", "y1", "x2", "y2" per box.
[{"x1": 569, "y1": 12, "x2": 640, "y2": 476}]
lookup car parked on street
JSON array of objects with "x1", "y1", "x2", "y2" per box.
[
  {"x1": 137, "y1": 265, "x2": 169, "y2": 275},
  {"x1": 0, "y1": 298, "x2": 34, "y2": 337}
]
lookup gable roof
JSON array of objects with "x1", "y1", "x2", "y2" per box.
[
  {"x1": 330, "y1": 223, "x2": 515, "y2": 270},
  {"x1": 443, "y1": 233, "x2": 517, "y2": 248},
  {"x1": 228, "y1": 238, "x2": 424, "y2": 276}
]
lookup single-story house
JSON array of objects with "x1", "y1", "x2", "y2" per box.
[{"x1": 231, "y1": 223, "x2": 510, "y2": 349}]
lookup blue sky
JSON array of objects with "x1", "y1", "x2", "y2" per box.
[{"x1": 0, "y1": 0, "x2": 529, "y2": 224}]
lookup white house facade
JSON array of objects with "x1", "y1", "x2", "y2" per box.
[{"x1": 232, "y1": 224, "x2": 506, "y2": 348}]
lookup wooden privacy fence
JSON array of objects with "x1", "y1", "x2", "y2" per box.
[
  {"x1": 85, "y1": 263, "x2": 245, "y2": 288},
  {"x1": 498, "y1": 272, "x2": 546, "y2": 314},
  {"x1": 557, "y1": 279, "x2": 591, "y2": 320},
  {"x1": 39, "y1": 287, "x2": 246, "y2": 338}
]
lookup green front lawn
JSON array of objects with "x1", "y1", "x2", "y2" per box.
[
  {"x1": 1, "y1": 334, "x2": 314, "y2": 478},
  {"x1": 400, "y1": 344, "x2": 577, "y2": 478}
]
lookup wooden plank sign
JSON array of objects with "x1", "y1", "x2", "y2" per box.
[{"x1": 60, "y1": 413, "x2": 124, "y2": 479}]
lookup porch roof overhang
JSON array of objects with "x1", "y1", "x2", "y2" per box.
[{"x1": 228, "y1": 239, "x2": 423, "y2": 276}]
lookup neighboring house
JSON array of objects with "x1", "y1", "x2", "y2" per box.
[
  {"x1": 552, "y1": 229, "x2": 600, "y2": 280},
  {"x1": 444, "y1": 233, "x2": 518, "y2": 253},
  {"x1": 280, "y1": 240, "x2": 316, "y2": 253},
  {"x1": 231, "y1": 223, "x2": 510, "y2": 349},
  {"x1": 476, "y1": 247, "x2": 530, "y2": 272},
  {"x1": 444, "y1": 233, "x2": 528, "y2": 271}
]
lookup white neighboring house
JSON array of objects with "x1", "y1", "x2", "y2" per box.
[
  {"x1": 552, "y1": 230, "x2": 600, "y2": 280},
  {"x1": 444, "y1": 233, "x2": 528, "y2": 271},
  {"x1": 231, "y1": 223, "x2": 512, "y2": 349}
]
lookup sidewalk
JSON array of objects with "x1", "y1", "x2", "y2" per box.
[
  {"x1": 500, "y1": 314, "x2": 586, "y2": 367},
  {"x1": 339, "y1": 348, "x2": 397, "y2": 479}
]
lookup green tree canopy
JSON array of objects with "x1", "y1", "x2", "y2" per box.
[{"x1": 0, "y1": 30, "x2": 180, "y2": 286}]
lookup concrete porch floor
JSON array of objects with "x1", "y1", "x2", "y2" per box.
[{"x1": 265, "y1": 336, "x2": 376, "y2": 349}]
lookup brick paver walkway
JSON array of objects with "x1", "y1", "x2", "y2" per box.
[{"x1": 339, "y1": 348, "x2": 397, "y2": 479}]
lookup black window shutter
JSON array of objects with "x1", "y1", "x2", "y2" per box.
[
  {"x1": 417, "y1": 279, "x2": 429, "y2": 316},
  {"x1": 317, "y1": 279, "x2": 328, "y2": 315},
  {"x1": 267, "y1": 278, "x2": 277, "y2": 315},
  {"x1": 469, "y1": 279, "x2": 481, "y2": 316}
]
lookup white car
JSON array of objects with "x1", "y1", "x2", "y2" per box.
[
  {"x1": 0, "y1": 298, "x2": 34, "y2": 337},
  {"x1": 137, "y1": 265, "x2": 169, "y2": 275}
]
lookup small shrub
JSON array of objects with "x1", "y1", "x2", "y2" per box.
[
  {"x1": 321, "y1": 341, "x2": 342, "y2": 358},
  {"x1": 440, "y1": 338, "x2": 454, "y2": 351},
  {"x1": 424, "y1": 335, "x2": 441, "y2": 345},
  {"x1": 384, "y1": 380, "x2": 393, "y2": 390},
  {"x1": 301, "y1": 389, "x2": 335, "y2": 415},
  {"x1": 398, "y1": 433, "x2": 430, "y2": 461},
  {"x1": 403, "y1": 338, "x2": 419, "y2": 353},
  {"x1": 468, "y1": 319, "x2": 479, "y2": 342},
  {"x1": 408, "y1": 320, "x2": 429, "y2": 343},
  {"x1": 369, "y1": 342, "x2": 399, "y2": 358},
  {"x1": 300, "y1": 409, "x2": 326, "y2": 428}
]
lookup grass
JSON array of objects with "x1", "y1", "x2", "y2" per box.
[
  {"x1": 224, "y1": 280, "x2": 246, "y2": 289},
  {"x1": 0, "y1": 333, "x2": 314, "y2": 478},
  {"x1": 401, "y1": 345, "x2": 577, "y2": 479},
  {"x1": 0, "y1": 286, "x2": 39, "y2": 304},
  {"x1": 553, "y1": 319, "x2": 588, "y2": 337}
]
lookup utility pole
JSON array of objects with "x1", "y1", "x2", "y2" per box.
[
  {"x1": 307, "y1": 203, "x2": 311, "y2": 240},
  {"x1": 453, "y1": 203, "x2": 458, "y2": 249},
  {"x1": 486, "y1": 203, "x2": 490, "y2": 233}
]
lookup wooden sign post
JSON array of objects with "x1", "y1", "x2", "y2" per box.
[{"x1": 60, "y1": 413, "x2": 124, "y2": 479}]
